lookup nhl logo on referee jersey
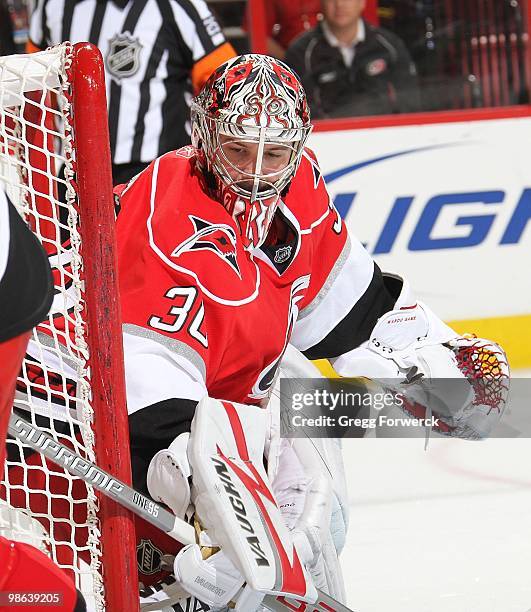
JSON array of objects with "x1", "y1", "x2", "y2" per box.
[
  {"x1": 136, "y1": 538, "x2": 163, "y2": 575},
  {"x1": 106, "y1": 32, "x2": 143, "y2": 79}
]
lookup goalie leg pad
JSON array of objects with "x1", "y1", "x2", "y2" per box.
[
  {"x1": 277, "y1": 346, "x2": 349, "y2": 600},
  {"x1": 189, "y1": 396, "x2": 317, "y2": 603},
  {"x1": 279, "y1": 346, "x2": 350, "y2": 540}
]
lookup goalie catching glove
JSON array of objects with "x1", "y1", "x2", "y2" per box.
[{"x1": 332, "y1": 274, "x2": 509, "y2": 440}]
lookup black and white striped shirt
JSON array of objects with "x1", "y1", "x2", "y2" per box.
[{"x1": 29, "y1": 0, "x2": 235, "y2": 167}]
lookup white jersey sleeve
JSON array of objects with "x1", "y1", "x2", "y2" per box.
[{"x1": 123, "y1": 323, "x2": 207, "y2": 416}]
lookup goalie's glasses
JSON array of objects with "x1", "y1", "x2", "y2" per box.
[{"x1": 191, "y1": 54, "x2": 312, "y2": 250}]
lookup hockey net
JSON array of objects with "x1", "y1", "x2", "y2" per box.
[{"x1": 0, "y1": 43, "x2": 138, "y2": 611}]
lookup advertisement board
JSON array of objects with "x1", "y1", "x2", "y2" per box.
[{"x1": 309, "y1": 116, "x2": 531, "y2": 367}]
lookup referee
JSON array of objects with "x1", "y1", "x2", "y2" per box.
[{"x1": 28, "y1": 0, "x2": 236, "y2": 184}]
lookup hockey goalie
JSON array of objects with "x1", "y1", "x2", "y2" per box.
[
  {"x1": 4, "y1": 52, "x2": 508, "y2": 611},
  {"x1": 110, "y1": 54, "x2": 509, "y2": 610}
]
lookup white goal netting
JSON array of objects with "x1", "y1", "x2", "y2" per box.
[{"x1": 0, "y1": 43, "x2": 134, "y2": 612}]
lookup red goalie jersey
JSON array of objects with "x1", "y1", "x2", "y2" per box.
[{"x1": 115, "y1": 146, "x2": 394, "y2": 447}]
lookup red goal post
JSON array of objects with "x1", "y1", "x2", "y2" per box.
[{"x1": 0, "y1": 43, "x2": 139, "y2": 611}]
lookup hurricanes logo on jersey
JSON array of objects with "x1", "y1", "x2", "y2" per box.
[{"x1": 171, "y1": 215, "x2": 241, "y2": 277}]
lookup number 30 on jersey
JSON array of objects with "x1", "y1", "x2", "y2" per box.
[{"x1": 148, "y1": 286, "x2": 208, "y2": 347}]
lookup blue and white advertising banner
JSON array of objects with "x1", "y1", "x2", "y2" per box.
[{"x1": 309, "y1": 117, "x2": 531, "y2": 321}]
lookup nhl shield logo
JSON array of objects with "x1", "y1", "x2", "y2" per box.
[
  {"x1": 136, "y1": 538, "x2": 163, "y2": 575},
  {"x1": 274, "y1": 245, "x2": 292, "y2": 264},
  {"x1": 106, "y1": 32, "x2": 143, "y2": 79}
]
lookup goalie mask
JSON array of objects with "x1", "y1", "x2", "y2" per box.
[{"x1": 191, "y1": 54, "x2": 312, "y2": 250}]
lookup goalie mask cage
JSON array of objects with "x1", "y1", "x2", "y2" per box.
[{"x1": 0, "y1": 43, "x2": 139, "y2": 611}]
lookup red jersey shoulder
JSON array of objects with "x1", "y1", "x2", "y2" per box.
[
  {"x1": 279, "y1": 147, "x2": 346, "y2": 311},
  {"x1": 284, "y1": 148, "x2": 332, "y2": 230},
  {"x1": 117, "y1": 149, "x2": 260, "y2": 305}
]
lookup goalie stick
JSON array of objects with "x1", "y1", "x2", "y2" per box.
[{"x1": 7, "y1": 412, "x2": 355, "y2": 612}]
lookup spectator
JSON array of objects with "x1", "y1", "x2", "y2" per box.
[
  {"x1": 243, "y1": 0, "x2": 322, "y2": 59},
  {"x1": 28, "y1": 0, "x2": 236, "y2": 185},
  {"x1": 0, "y1": 0, "x2": 16, "y2": 56},
  {"x1": 284, "y1": 0, "x2": 421, "y2": 118}
]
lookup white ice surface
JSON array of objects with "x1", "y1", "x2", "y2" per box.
[{"x1": 341, "y1": 372, "x2": 531, "y2": 612}]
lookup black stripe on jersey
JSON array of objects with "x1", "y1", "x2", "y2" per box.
[
  {"x1": 158, "y1": 0, "x2": 193, "y2": 154},
  {"x1": 129, "y1": 398, "x2": 197, "y2": 495},
  {"x1": 108, "y1": 79, "x2": 122, "y2": 161},
  {"x1": 175, "y1": 0, "x2": 218, "y2": 54},
  {"x1": 158, "y1": 76, "x2": 193, "y2": 155},
  {"x1": 88, "y1": 1, "x2": 107, "y2": 45},
  {"x1": 40, "y1": 0, "x2": 52, "y2": 47},
  {"x1": 302, "y1": 263, "x2": 395, "y2": 360},
  {"x1": 122, "y1": 0, "x2": 147, "y2": 31},
  {"x1": 131, "y1": 28, "x2": 165, "y2": 160},
  {"x1": 162, "y1": 0, "x2": 195, "y2": 68},
  {"x1": 61, "y1": 0, "x2": 76, "y2": 41},
  {"x1": 108, "y1": 0, "x2": 148, "y2": 160}
]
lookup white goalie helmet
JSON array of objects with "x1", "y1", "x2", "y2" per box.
[{"x1": 191, "y1": 54, "x2": 312, "y2": 250}]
